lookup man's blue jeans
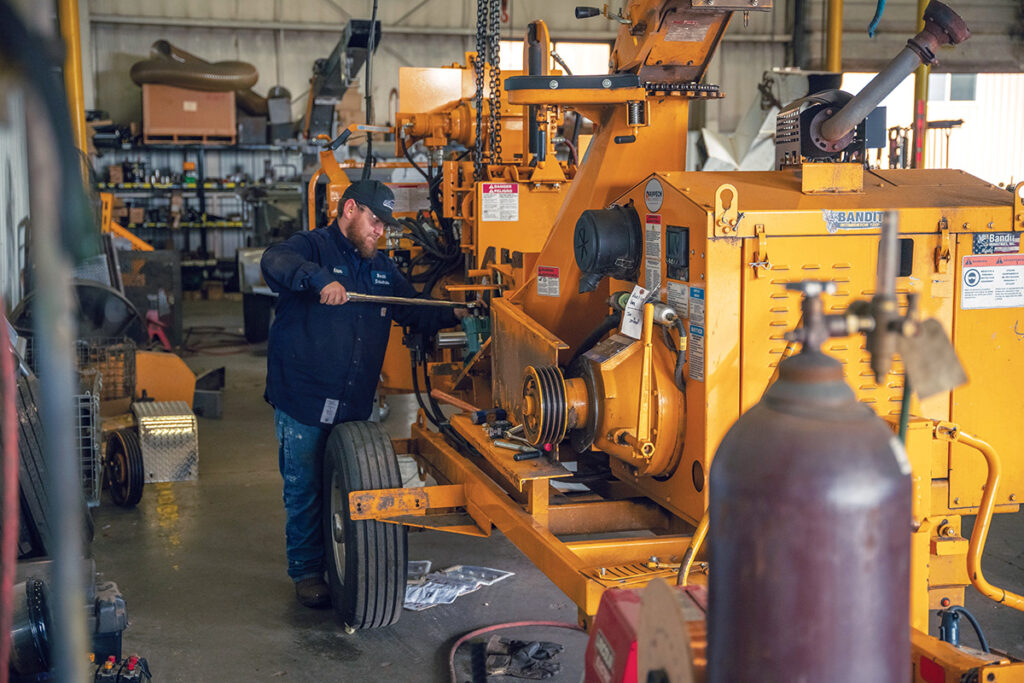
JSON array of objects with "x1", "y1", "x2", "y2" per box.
[{"x1": 274, "y1": 409, "x2": 330, "y2": 582}]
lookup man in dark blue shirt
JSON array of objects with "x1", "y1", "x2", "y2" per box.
[{"x1": 261, "y1": 180, "x2": 464, "y2": 608}]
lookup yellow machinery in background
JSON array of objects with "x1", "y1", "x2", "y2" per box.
[
  {"x1": 328, "y1": 0, "x2": 1024, "y2": 679},
  {"x1": 309, "y1": 24, "x2": 581, "y2": 399}
]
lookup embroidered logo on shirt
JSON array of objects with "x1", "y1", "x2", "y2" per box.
[
  {"x1": 332, "y1": 266, "x2": 347, "y2": 276},
  {"x1": 372, "y1": 270, "x2": 391, "y2": 286}
]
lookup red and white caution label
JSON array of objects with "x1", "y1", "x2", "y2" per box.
[
  {"x1": 961, "y1": 253, "x2": 1024, "y2": 310},
  {"x1": 481, "y1": 183, "x2": 519, "y2": 222},
  {"x1": 537, "y1": 265, "x2": 560, "y2": 297}
]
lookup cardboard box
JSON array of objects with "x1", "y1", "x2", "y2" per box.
[
  {"x1": 128, "y1": 207, "x2": 145, "y2": 225},
  {"x1": 107, "y1": 164, "x2": 124, "y2": 185},
  {"x1": 143, "y1": 84, "x2": 236, "y2": 144}
]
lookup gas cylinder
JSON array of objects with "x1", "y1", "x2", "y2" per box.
[{"x1": 707, "y1": 347, "x2": 911, "y2": 682}]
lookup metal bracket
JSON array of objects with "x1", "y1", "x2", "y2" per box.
[
  {"x1": 1014, "y1": 182, "x2": 1024, "y2": 232},
  {"x1": 714, "y1": 183, "x2": 740, "y2": 235},
  {"x1": 750, "y1": 223, "x2": 771, "y2": 277},
  {"x1": 935, "y1": 217, "x2": 951, "y2": 274}
]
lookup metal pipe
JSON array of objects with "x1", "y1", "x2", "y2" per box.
[
  {"x1": 346, "y1": 292, "x2": 477, "y2": 309},
  {"x1": 825, "y1": 0, "x2": 843, "y2": 73},
  {"x1": 820, "y1": 48, "x2": 920, "y2": 143},
  {"x1": 820, "y1": 1, "x2": 969, "y2": 146},
  {"x1": 934, "y1": 423, "x2": 1024, "y2": 612},
  {"x1": 792, "y1": 0, "x2": 809, "y2": 68},
  {"x1": 436, "y1": 331, "x2": 468, "y2": 347},
  {"x1": 677, "y1": 511, "x2": 709, "y2": 587},
  {"x1": 428, "y1": 389, "x2": 479, "y2": 413},
  {"x1": 911, "y1": 0, "x2": 931, "y2": 168},
  {"x1": 26, "y1": 77, "x2": 89, "y2": 683},
  {"x1": 58, "y1": 0, "x2": 87, "y2": 168},
  {"x1": 306, "y1": 168, "x2": 323, "y2": 231},
  {"x1": 89, "y1": 14, "x2": 792, "y2": 42}
]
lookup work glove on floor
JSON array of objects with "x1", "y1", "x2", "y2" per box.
[{"x1": 484, "y1": 635, "x2": 563, "y2": 680}]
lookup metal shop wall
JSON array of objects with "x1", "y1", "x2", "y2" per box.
[
  {"x1": 84, "y1": 1, "x2": 1023, "y2": 139},
  {"x1": 0, "y1": 90, "x2": 31, "y2": 308},
  {"x1": 798, "y1": 0, "x2": 1023, "y2": 72},
  {"x1": 84, "y1": 0, "x2": 788, "y2": 135}
]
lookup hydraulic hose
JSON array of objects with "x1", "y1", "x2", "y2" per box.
[
  {"x1": 677, "y1": 511, "x2": 709, "y2": 587},
  {"x1": 673, "y1": 317, "x2": 687, "y2": 392},
  {"x1": 568, "y1": 312, "x2": 622, "y2": 369},
  {"x1": 362, "y1": 0, "x2": 379, "y2": 181}
]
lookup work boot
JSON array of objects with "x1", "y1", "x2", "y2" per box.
[{"x1": 294, "y1": 577, "x2": 330, "y2": 608}]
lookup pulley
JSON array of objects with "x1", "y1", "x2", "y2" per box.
[{"x1": 521, "y1": 365, "x2": 589, "y2": 447}]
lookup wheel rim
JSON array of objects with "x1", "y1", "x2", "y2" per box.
[
  {"x1": 107, "y1": 438, "x2": 129, "y2": 503},
  {"x1": 329, "y1": 474, "x2": 346, "y2": 585}
]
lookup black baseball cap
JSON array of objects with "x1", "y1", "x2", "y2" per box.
[{"x1": 341, "y1": 180, "x2": 398, "y2": 225}]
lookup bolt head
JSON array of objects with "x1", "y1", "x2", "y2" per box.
[{"x1": 954, "y1": 497, "x2": 960, "y2": 504}]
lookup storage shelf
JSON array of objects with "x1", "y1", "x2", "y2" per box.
[
  {"x1": 122, "y1": 221, "x2": 245, "y2": 230},
  {"x1": 98, "y1": 182, "x2": 249, "y2": 191}
]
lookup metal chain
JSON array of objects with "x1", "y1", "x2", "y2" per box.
[
  {"x1": 473, "y1": 0, "x2": 487, "y2": 180},
  {"x1": 487, "y1": 0, "x2": 502, "y2": 165}
]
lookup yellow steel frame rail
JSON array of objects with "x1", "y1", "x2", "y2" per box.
[{"x1": 352, "y1": 417, "x2": 699, "y2": 621}]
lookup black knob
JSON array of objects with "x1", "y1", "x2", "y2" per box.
[{"x1": 575, "y1": 6, "x2": 601, "y2": 19}]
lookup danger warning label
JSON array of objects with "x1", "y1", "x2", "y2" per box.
[
  {"x1": 537, "y1": 265, "x2": 560, "y2": 297},
  {"x1": 481, "y1": 183, "x2": 519, "y2": 222},
  {"x1": 961, "y1": 253, "x2": 1024, "y2": 310}
]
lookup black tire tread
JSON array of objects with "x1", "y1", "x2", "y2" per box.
[{"x1": 324, "y1": 421, "x2": 406, "y2": 629}]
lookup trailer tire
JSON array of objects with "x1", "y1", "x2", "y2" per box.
[
  {"x1": 323, "y1": 421, "x2": 406, "y2": 629},
  {"x1": 242, "y1": 293, "x2": 272, "y2": 344}
]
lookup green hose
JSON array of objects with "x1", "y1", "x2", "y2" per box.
[{"x1": 898, "y1": 376, "x2": 911, "y2": 444}]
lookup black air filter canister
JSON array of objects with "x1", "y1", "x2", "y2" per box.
[{"x1": 573, "y1": 204, "x2": 642, "y2": 293}]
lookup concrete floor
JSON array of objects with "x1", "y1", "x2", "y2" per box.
[
  {"x1": 91, "y1": 300, "x2": 587, "y2": 683},
  {"x1": 90, "y1": 299, "x2": 1024, "y2": 681}
]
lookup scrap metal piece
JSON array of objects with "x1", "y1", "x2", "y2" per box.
[{"x1": 132, "y1": 401, "x2": 198, "y2": 482}]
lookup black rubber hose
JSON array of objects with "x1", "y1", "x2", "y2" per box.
[
  {"x1": 568, "y1": 312, "x2": 622, "y2": 368},
  {"x1": 362, "y1": 0, "x2": 379, "y2": 181},
  {"x1": 410, "y1": 350, "x2": 441, "y2": 429},
  {"x1": 673, "y1": 318, "x2": 687, "y2": 392},
  {"x1": 944, "y1": 605, "x2": 990, "y2": 653}
]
